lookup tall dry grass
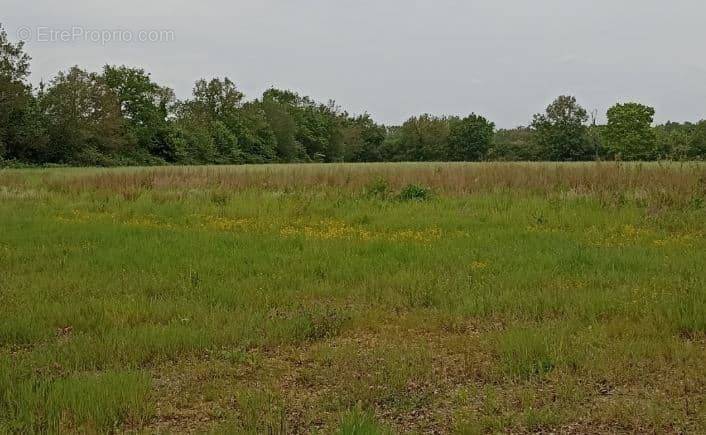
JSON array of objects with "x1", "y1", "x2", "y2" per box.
[{"x1": 3, "y1": 162, "x2": 705, "y2": 205}]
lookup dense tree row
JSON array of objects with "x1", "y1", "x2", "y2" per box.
[{"x1": 1, "y1": 25, "x2": 705, "y2": 166}]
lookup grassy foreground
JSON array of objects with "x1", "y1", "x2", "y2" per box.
[{"x1": 1, "y1": 163, "x2": 705, "y2": 433}]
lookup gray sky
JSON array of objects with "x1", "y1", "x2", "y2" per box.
[{"x1": 3, "y1": 0, "x2": 706, "y2": 127}]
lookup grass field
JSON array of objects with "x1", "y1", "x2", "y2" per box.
[{"x1": 1, "y1": 162, "x2": 705, "y2": 433}]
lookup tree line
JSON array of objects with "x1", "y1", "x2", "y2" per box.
[{"x1": 1, "y1": 25, "x2": 705, "y2": 167}]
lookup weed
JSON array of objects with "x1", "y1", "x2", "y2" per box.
[
  {"x1": 398, "y1": 183, "x2": 431, "y2": 201},
  {"x1": 364, "y1": 177, "x2": 391, "y2": 199},
  {"x1": 337, "y1": 404, "x2": 390, "y2": 435}
]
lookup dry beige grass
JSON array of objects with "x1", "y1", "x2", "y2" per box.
[{"x1": 4, "y1": 162, "x2": 705, "y2": 206}]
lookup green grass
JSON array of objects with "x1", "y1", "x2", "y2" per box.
[{"x1": 0, "y1": 163, "x2": 705, "y2": 433}]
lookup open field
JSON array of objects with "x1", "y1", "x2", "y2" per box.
[{"x1": 1, "y1": 162, "x2": 705, "y2": 433}]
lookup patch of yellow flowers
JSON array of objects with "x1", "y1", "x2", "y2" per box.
[
  {"x1": 56, "y1": 212, "x2": 443, "y2": 244},
  {"x1": 470, "y1": 261, "x2": 489, "y2": 271},
  {"x1": 280, "y1": 219, "x2": 441, "y2": 244},
  {"x1": 201, "y1": 215, "x2": 254, "y2": 231}
]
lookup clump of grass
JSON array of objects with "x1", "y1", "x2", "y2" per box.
[
  {"x1": 397, "y1": 183, "x2": 432, "y2": 201},
  {"x1": 0, "y1": 368, "x2": 152, "y2": 433},
  {"x1": 495, "y1": 327, "x2": 576, "y2": 380},
  {"x1": 337, "y1": 404, "x2": 390, "y2": 435},
  {"x1": 234, "y1": 389, "x2": 288, "y2": 434},
  {"x1": 302, "y1": 306, "x2": 351, "y2": 341}
]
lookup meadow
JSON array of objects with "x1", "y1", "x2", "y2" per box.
[{"x1": 1, "y1": 162, "x2": 705, "y2": 433}]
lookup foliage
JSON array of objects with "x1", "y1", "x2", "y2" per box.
[
  {"x1": 1, "y1": 24, "x2": 705, "y2": 166},
  {"x1": 688, "y1": 121, "x2": 706, "y2": 160},
  {"x1": 364, "y1": 177, "x2": 391, "y2": 199},
  {"x1": 398, "y1": 183, "x2": 431, "y2": 201},
  {"x1": 531, "y1": 96, "x2": 593, "y2": 161},
  {"x1": 102, "y1": 65, "x2": 175, "y2": 161},
  {"x1": 447, "y1": 113, "x2": 495, "y2": 161},
  {"x1": 605, "y1": 102, "x2": 657, "y2": 160},
  {"x1": 0, "y1": 24, "x2": 34, "y2": 160},
  {"x1": 342, "y1": 114, "x2": 386, "y2": 162},
  {"x1": 41, "y1": 66, "x2": 131, "y2": 164},
  {"x1": 490, "y1": 127, "x2": 539, "y2": 161},
  {"x1": 398, "y1": 114, "x2": 450, "y2": 161}
]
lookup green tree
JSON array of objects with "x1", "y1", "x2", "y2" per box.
[
  {"x1": 688, "y1": 121, "x2": 706, "y2": 160},
  {"x1": 398, "y1": 115, "x2": 450, "y2": 161},
  {"x1": 41, "y1": 66, "x2": 130, "y2": 164},
  {"x1": 489, "y1": 127, "x2": 539, "y2": 161},
  {"x1": 258, "y1": 89, "x2": 345, "y2": 162},
  {"x1": 655, "y1": 121, "x2": 693, "y2": 160},
  {"x1": 299, "y1": 100, "x2": 345, "y2": 162},
  {"x1": 260, "y1": 90, "x2": 304, "y2": 161},
  {"x1": 232, "y1": 102, "x2": 277, "y2": 163},
  {"x1": 173, "y1": 77, "x2": 249, "y2": 164},
  {"x1": 102, "y1": 65, "x2": 175, "y2": 162},
  {"x1": 379, "y1": 126, "x2": 405, "y2": 161},
  {"x1": 531, "y1": 96, "x2": 592, "y2": 161},
  {"x1": 0, "y1": 23, "x2": 32, "y2": 160},
  {"x1": 190, "y1": 77, "x2": 244, "y2": 121},
  {"x1": 604, "y1": 103, "x2": 657, "y2": 160},
  {"x1": 172, "y1": 100, "x2": 217, "y2": 164},
  {"x1": 447, "y1": 113, "x2": 495, "y2": 161},
  {"x1": 342, "y1": 114, "x2": 386, "y2": 162}
]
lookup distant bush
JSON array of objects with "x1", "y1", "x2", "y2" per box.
[
  {"x1": 364, "y1": 177, "x2": 390, "y2": 199},
  {"x1": 398, "y1": 184, "x2": 431, "y2": 201}
]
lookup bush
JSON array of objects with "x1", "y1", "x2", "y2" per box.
[
  {"x1": 397, "y1": 184, "x2": 431, "y2": 201},
  {"x1": 364, "y1": 177, "x2": 390, "y2": 199}
]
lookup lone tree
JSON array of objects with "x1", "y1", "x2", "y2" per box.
[
  {"x1": 531, "y1": 95, "x2": 592, "y2": 161},
  {"x1": 604, "y1": 103, "x2": 657, "y2": 160},
  {"x1": 447, "y1": 113, "x2": 495, "y2": 161}
]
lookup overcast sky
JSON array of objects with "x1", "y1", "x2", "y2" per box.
[{"x1": 3, "y1": 0, "x2": 706, "y2": 127}]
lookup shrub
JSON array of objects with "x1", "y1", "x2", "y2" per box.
[
  {"x1": 397, "y1": 184, "x2": 431, "y2": 201},
  {"x1": 364, "y1": 177, "x2": 390, "y2": 199}
]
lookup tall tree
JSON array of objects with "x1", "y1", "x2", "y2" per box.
[
  {"x1": 531, "y1": 96, "x2": 592, "y2": 161},
  {"x1": 260, "y1": 89, "x2": 304, "y2": 161},
  {"x1": 259, "y1": 89, "x2": 345, "y2": 162},
  {"x1": 41, "y1": 66, "x2": 129, "y2": 164},
  {"x1": 0, "y1": 23, "x2": 32, "y2": 160},
  {"x1": 342, "y1": 114, "x2": 386, "y2": 162},
  {"x1": 234, "y1": 102, "x2": 277, "y2": 163},
  {"x1": 399, "y1": 115, "x2": 450, "y2": 161},
  {"x1": 604, "y1": 103, "x2": 657, "y2": 160},
  {"x1": 173, "y1": 77, "x2": 248, "y2": 163},
  {"x1": 102, "y1": 65, "x2": 175, "y2": 162},
  {"x1": 447, "y1": 113, "x2": 495, "y2": 161},
  {"x1": 190, "y1": 77, "x2": 244, "y2": 121}
]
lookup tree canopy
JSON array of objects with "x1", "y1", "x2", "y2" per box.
[
  {"x1": 605, "y1": 103, "x2": 657, "y2": 160},
  {"x1": 0, "y1": 23, "x2": 704, "y2": 166}
]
